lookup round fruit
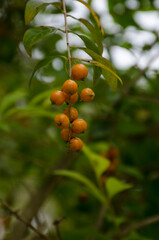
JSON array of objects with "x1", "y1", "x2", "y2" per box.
[
  {"x1": 71, "y1": 119, "x2": 87, "y2": 134},
  {"x1": 70, "y1": 137, "x2": 83, "y2": 151},
  {"x1": 50, "y1": 90, "x2": 65, "y2": 105},
  {"x1": 62, "y1": 80, "x2": 78, "y2": 95},
  {"x1": 72, "y1": 64, "x2": 88, "y2": 81},
  {"x1": 61, "y1": 128, "x2": 74, "y2": 142},
  {"x1": 64, "y1": 107, "x2": 78, "y2": 122},
  {"x1": 80, "y1": 88, "x2": 95, "y2": 102},
  {"x1": 55, "y1": 114, "x2": 69, "y2": 129},
  {"x1": 64, "y1": 92, "x2": 78, "y2": 104}
]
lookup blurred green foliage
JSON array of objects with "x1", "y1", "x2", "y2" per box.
[{"x1": 0, "y1": 0, "x2": 159, "y2": 240}]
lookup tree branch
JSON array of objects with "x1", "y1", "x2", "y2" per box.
[
  {"x1": 117, "y1": 214, "x2": 159, "y2": 237},
  {"x1": 62, "y1": 0, "x2": 71, "y2": 78},
  {"x1": 0, "y1": 198, "x2": 49, "y2": 240},
  {"x1": 6, "y1": 151, "x2": 78, "y2": 240},
  {"x1": 53, "y1": 216, "x2": 66, "y2": 240}
]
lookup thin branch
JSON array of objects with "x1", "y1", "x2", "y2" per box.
[
  {"x1": 53, "y1": 216, "x2": 66, "y2": 240},
  {"x1": 118, "y1": 214, "x2": 159, "y2": 237},
  {"x1": 130, "y1": 95, "x2": 159, "y2": 104},
  {"x1": 62, "y1": 0, "x2": 71, "y2": 78},
  {"x1": 0, "y1": 198, "x2": 49, "y2": 240},
  {"x1": 94, "y1": 205, "x2": 107, "y2": 231}
]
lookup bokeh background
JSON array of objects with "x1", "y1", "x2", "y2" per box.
[{"x1": 0, "y1": 0, "x2": 159, "y2": 239}]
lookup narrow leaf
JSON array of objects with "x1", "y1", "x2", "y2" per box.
[
  {"x1": 106, "y1": 177, "x2": 132, "y2": 199},
  {"x1": 0, "y1": 90, "x2": 27, "y2": 115},
  {"x1": 71, "y1": 47, "x2": 123, "y2": 92},
  {"x1": 75, "y1": 33, "x2": 100, "y2": 54},
  {"x1": 4, "y1": 106, "x2": 57, "y2": 119},
  {"x1": 28, "y1": 55, "x2": 67, "y2": 87},
  {"x1": 68, "y1": 15, "x2": 103, "y2": 54},
  {"x1": 23, "y1": 26, "x2": 56, "y2": 56},
  {"x1": 82, "y1": 144, "x2": 110, "y2": 180},
  {"x1": 25, "y1": 0, "x2": 62, "y2": 25},
  {"x1": 77, "y1": 0, "x2": 104, "y2": 36},
  {"x1": 54, "y1": 170, "x2": 106, "y2": 204},
  {"x1": 93, "y1": 66, "x2": 102, "y2": 86},
  {"x1": 79, "y1": 18, "x2": 103, "y2": 54}
]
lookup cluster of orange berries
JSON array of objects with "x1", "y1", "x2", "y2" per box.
[{"x1": 50, "y1": 64, "x2": 95, "y2": 151}]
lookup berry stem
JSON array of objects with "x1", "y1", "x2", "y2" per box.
[
  {"x1": 62, "y1": 0, "x2": 72, "y2": 143},
  {"x1": 62, "y1": 0, "x2": 72, "y2": 79}
]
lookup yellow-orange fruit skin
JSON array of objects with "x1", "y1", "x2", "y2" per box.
[
  {"x1": 50, "y1": 90, "x2": 65, "y2": 105},
  {"x1": 61, "y1": 128, "x2": 74, "y2": 142},
  {"x1": 64, "y1": 107, "x2": 78, "y2": 122},
  {"x1": 70, "y1": 137, "x2": 83, "y2": 151},
  {"x1": 62, "y1": 79, "x2": 78, "y2": 95},
  {"x1": 54, "y1": 114, "x2": 69, "y2": 129},
  {"x1": 80, "y1": 88, "x2": 95, "y2": 102},
  {"x1": 64, "y1": 92, "x2": 79, "y2": 104},
  {"x1": 72, "y1": 64, "x2": 88, "y2": 81},
  {"x1": 71, "y1": 119, "x2": 87, "y2": 134}
]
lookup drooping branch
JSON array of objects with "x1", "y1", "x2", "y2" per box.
[
  {"x1": 0, "y1": 198, "x2": 50, "y2": 240},
  {"x1": 62, "y1": 0, "x2": 71, "y2": 78},
  {"x1": 118, "y1": 214, "x2": 159, "y2": 237},
  {"x1": 53, "y1": 216, "x2": 66, "y2": 240}
]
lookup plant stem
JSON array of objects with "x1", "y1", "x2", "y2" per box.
[
  {"x1": 62, "y1": 0, "x2": 72, "y2": 142},
  {"x1": 62, "y1": 0, "x2": 71, "y2": 79},
  {"x1": 0, "y1": 198, "x2": 50, "y2": 240}
]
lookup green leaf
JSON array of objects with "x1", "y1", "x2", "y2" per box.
[
  {"x1": 123, "y1": 231, "x2": 152, "y2": 240},
  {"x1": 68, "y1": 15, "x2": 103, "y2": 54},
  {"x1": 75, "y1": 33, "x2": 100, "y2": 54},
  {"x1": 76, "y1": 0, "x2": 104, "y2": 36},
  {"x1": 0, "y1": 121, "x2": 10, "y2": 132},
  {"x1": 28, "y1": 55, "x2": 67, "y2": 87},
  {"x1": 93, "y1": 66, "x2": 102, "y2": 86},
  {"x1": 106, "y1": 177, "x2": 132, "y2": 199},
  {"x1": 78, "y1": 18, "x2": 103, "y2": 54},
  {"x1": 29, "y1": 89, "x2": 56, "y2": 105},
  {"x1": 119, "y1": 165, "x2": 143, "y2": 180},
  {"x1": 25, "y1": 0, "x2": 62, "y2": 25},
  {"x1": 0, "y1": 90, "x2": 27, "y2": 115},
  {"x1": 54, "y1": 170, "x2": 106, "y2": 204},
  {"x1": 72, "y1": 47, "x2": 122, "y2": 92},
  {"x1": 23, "y1": 26, "x2": 56, "y2": 56},
  {"x1": 82, "y1": 144, "x2": 109, "y2": 180},
  {"x1": 4, "y1": 106, "x2": 57, "y2": 119}
]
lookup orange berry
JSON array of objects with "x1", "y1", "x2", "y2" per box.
[
  {"x1": 80, "y1": 88, "x2": 95, "y2": 102},
  {"x1": 64, "y1": 92, "x2": 79, "y2": 104},
  {"x1": 62, "y1": 79, "x2": 78, "y2": 95},
  {"x1": 72, "y1": 64, "x2": 88, "y2": 81},
  {"x1": 55, "y1": 114, "x2": 69, "y2": 129},
  {"x1": 50, "y1": 90, "x2": 65, "y2": 105},
  {"x1": 64, "y1": 107, "x2": 78, "y2": 122},
  {"x1": 70, "y1": 137, "x2": 83, "y2": 151},
  {"x1": 61, "y1": 128, "x2": 74, "y2": 142},
  {"x1": 71, "y1": 119, "x2": 87, "y2": 134}
]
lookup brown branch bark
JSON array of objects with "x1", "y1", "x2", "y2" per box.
[
  {"x1": 62, "y1": 0, "x2": 71, "y2": 78},
  {"x1": 0, "y1": 198, "x2": 49, "y2": 240},
  {"x1": 117, "y1": 214, "x2": 159, "y2": 237},
  {"x1": 5, "y1": 151, "x2": 78, "y2": 240},
  {"x1": 53, "y1": 216, "x2": 66, "y2": 240}
]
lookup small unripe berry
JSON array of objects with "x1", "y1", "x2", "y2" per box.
[
  {"x1": 55, "y1": 114, "x2": 69, "y2": 129},
  {"x1": 50, "y1": 90, "x2": 65, "y2": 105},
  {"x1": 72, "y1": 64, "x2": 88, "y2": 81},
  {"x1": 64, "y1": 92, "x2": 79, "y2": 104},
  {"x1": 71, "y1": 119, "x2": 87, "y2": 134},
  {"x1": 80, "y1": 88, "x2": 95, "y2": 102},
  {"x1": 70, "y1": 137, "x2": 83, "y2": 151},
  {"x1": 64, "y1": 107, "x2": 78, "y2": 122},
  {"x1": 62, "y1": 79, "x2": 78, "y2": 95},
  {"x1": 61, "y1": 128, "x2": 74, "y2": 142}
]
